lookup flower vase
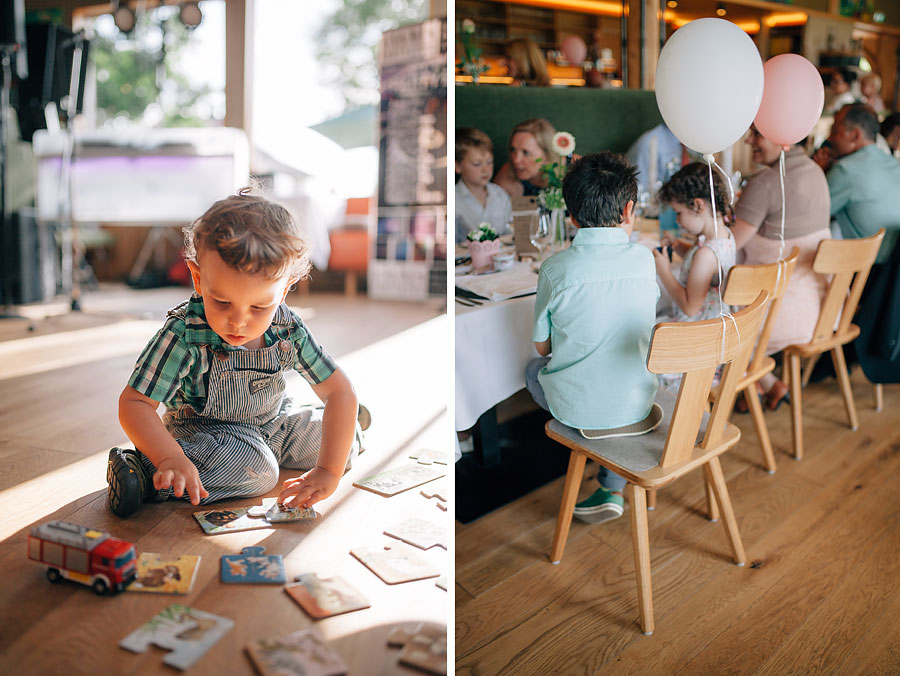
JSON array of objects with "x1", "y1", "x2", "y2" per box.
[
  {"x1": 551, "y1": 208, "x2": 567, "y2": 251},
  {"x1": 469, "y1": 239, "x2": 501, "y2": 272}
]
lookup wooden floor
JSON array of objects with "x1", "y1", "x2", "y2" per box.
[
  {"x1": 456, "y1": 370, "x2": 900, "y2": 676},
  {"x1": 0, "y1": 287, "x2": 450, "y2": 675}
]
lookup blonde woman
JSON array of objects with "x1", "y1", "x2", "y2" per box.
[
  {"x1": 504, "y1": 38, "x2": 550, "y2": 87},
  {"x1": 493, "y1": 118, "x2": 557, "y2": 197}
]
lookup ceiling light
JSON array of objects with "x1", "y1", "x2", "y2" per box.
[
  {"x1": 112, "y1": 1, "x2": 136, "y2": 33},
  {"x1": 716, "y1": 3, "x2": 727, "y2": 16},
  {"x1": 179, "y1": 2, "x2": 202, "y2": 29},
  {"x1": 667, "y1": 1, "x2": 677, "y2": 7}
]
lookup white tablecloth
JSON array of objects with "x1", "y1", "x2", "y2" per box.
[{"x1": 455, "y1": 294, "x2": 538, "y2": 431}]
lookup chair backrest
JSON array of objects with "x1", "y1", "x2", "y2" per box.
[
  {"x1": 810, "y1": 230, "x2": 885, "y2": 344},
  {"x1": 723, "y1": 248, "x2": 799, "y2": 376},
  {"x1": 647, "y1": 291, "x2": 768, "y2": 467}
]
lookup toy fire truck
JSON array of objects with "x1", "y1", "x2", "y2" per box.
[{"x1": 27, "y1": 520, "x2": 137, "y2": 595}]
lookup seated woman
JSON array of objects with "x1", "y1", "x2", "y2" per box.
[
  {"x1": 504, "y1": 38, "x2": 550, "y2": 88},
  {"x1": 493, "y1": 118, "x2": 556, "y2": 198},
  {"x1": 730, "y1": 126, "x2": 832, "y2": 410}
]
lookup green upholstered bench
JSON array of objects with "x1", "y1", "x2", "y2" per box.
[{"x1": 455, "y1": 85, "x2": 664, "y2": 168}]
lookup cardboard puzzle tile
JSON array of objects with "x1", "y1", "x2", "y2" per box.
[
  {"x1": 350, "y1": 542, "x2": 440, "y2": 585},
  {"x1": 386, "y1": 623, "x2": 447, "y2": 676},
  {"x1": 193, "y1": 507, "x2": 272, "y2": 535},
  {"x1": 119, "y1": 603, "x2": 233, "y2": 671},
  {"x1": 246, "y1": 628, "x2": 347, "y2": 676},
  {"x1": 285, "y1": 573, "x2": 371, "y2": 619},
  {"x1": 247, "y1": 497, "x2": 317, "y2": 522},
  {"x1": 408, "y1": 448, "x2": 448, "y2": 465},
  {"x1": 353, "y1": 464, "x2": 444, "y2": 497},
  {"x1": 384, "y1": 517, "x2": 447, "y2": 551},
  {"x1": 220, "y1": 546, "x2": 286, "y2": 584},
  {"x1": 129, "y1": 553, "x2": 201, "y2": 595},
  {"x1": 419, "y1": 486, "x2": 447, "y2": 502},
  {"x1": 435, "y1": 576, "x2": 447, "y2": 591}
]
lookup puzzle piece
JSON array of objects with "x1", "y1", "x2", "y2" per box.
[
  {"x1": 193, "y1": 507, "x2": 271, "y2": 535},
  {"x1": 386, "y1": 623, "x2": 447, "y2": 676},
  {"x1": 408, "y1": 448, "x2": 448, "y2": 465},
  {"x1": 119, "y1": 604, "x2": 233, "y2": 670},
  {"x1": 220, "y1": 546, "x2": 285, "y2": 584},
  {"x1": 353, "y1": 464, "x2": 445, "y2": 497},
  {"x1": 246, "y1": 628, "x2": 347, "y2": 676},
  {"x1": 129, "y1": 553, "x2": 201, "y2": 595},
  {"x1": 266, "y1": 501, "x2": 317, "y2": 522},
  {"x1": 419, "y1": 487, "x2": 447, "y2": 502},
  {"x1": 285, "y1": 573, "x2": 370, "y2": 619},
  {"x1": 247, "y1": 498, "x2": 276, "y2": 518},
  {"x1": 435, "y1": 576, "x2": 447, "y2": 591},
  {"x1": 384, "y1": 517, "x2": 446, "y2": 550},
  {"x1": 350, "y1": 542, "x2": 440, "y2": 585}
]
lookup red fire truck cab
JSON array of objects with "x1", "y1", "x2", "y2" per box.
[{"x1": 27, "y1": 520, "x2": 136, "y2": 595}]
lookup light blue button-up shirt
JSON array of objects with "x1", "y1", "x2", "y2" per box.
[
  {"x1": 828, "y1": 144, "x2": 900, "y2": 264},
  {"x1": 532, "y1": 227, "x2": 659, "y2": 429}
]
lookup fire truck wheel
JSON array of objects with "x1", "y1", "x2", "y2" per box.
[
  {"x1": 46, "y1": 568, "x2": 61, "y2": 583},
  {"x1": 92, "y1": 578, "x2": 109, "y2": 595}
]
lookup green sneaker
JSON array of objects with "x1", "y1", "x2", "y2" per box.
[{"x1": 573, "y1": 486, "x2": 625, "y2": 524}]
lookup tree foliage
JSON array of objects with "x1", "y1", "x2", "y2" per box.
[{"x1": 315, "y1": 0, "x2": 428, "y2": 110}]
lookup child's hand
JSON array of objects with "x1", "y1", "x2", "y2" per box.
[
  {"x1": 652, "y1": 246, "x2": 672, "y2": 275},
  {"x1": 278, "y1": 466, "x2": 341, "y2": 509},
  {"x1": 154, "y1": 455, "x2": 208, "y2": 505},
  {"x1": 660, "y1": 231, "x2": 678, "y2": 249}
]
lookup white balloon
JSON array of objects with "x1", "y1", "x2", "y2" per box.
[{"x1": 655, "y1": 18, "x2": 764, "y2": 155}]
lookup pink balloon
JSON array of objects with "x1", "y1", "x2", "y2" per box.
[
  {"x1": 754, "y1": 54, "x2": 824, "y2": 147},
  {"x1": 561, "y1": 35, "x2": 587, "y2": 65}
]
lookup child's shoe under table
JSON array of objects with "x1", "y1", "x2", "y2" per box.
[
  {"x1": 573, "y1": 486, "x2": 625, "y2": 524},
  {"x1": 107, "y1": 447, "x2": 153, "y2": 518}
]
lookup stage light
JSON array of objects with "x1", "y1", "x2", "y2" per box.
[
  {"x1": 179, "y1": 2, "x2": 202, "y2": 29},
  {"x1": 716, "y1": 3, "x2": 727, "y2": 16},
  {"x1": 112, "y1": 1, "x2": 136, "y2": 33}
]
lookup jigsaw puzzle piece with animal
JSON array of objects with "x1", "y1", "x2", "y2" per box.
[
  {"x1": 353, "y1": 464, "x2": 444, "y2": 497},
  {"x1": 350, "y1": 542, "x2": 440, "y2": 585},
  {"x1": 129, "y1": 553, "x2": 201, "y2": 595},
  {"x1": 285, "y1": 573, "x2": 371, "y2": 619},
  {"x1": 384, "y1": 517, "x2": 447, "y2": 550},
  {"x1": 246, "y1": 628, "x2": 347, "y2": 676},
  {"x1": 193, "y1": 507, "x2": 271, "y2": 535},
  {"x1": 119, "y1": 604, "x2": 233, "y2": 671},
  {"x1": 387, "y1": 623, "x2": 447, "y2": 675},
  {"x1": 220, "y1": 546, "x2": 286, "y2": 584}
]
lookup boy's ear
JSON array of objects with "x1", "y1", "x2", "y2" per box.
[
  {"x1": 281, "y1": 275, "x2": 301, "y2": 302},
  {"x1": 622, "y1": 199, "x2": 635, "y2": 226},
  {"x1": 186, "y1": 260, "x2": 202, "y2": 295}
]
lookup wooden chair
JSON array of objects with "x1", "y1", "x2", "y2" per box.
[
  {"x1": 784, "y1": 229, "x2": 885, "y2": 460},
  {"x1": 717, "y1": 249, "x2": 799, "y2": 474},
  {"x1": 545, "y1": 292, "x2": 768, "y2": 635}
]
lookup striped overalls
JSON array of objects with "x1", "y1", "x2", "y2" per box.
[{"x1": 141, "y1": 338, "x2": 357, "y2": 503}]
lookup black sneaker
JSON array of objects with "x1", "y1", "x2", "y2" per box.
[
  {"x1": 107, "y1": 447, "x2": 152, "y2": 517},
  {"x1": 357, "y1": 403, "x2": 372, "y2": 431}
]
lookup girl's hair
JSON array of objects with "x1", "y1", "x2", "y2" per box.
[
  {"x1": 505, "y1": 38, "x2": 550, "y2": 87},
  {"x1": 183, "y1": 187, "x2": 311, "y2": 280},
  {"x1": 658, "y1": 162, "x2": 732, "y2": 222},
  {"x1": 456, "y1": 127, "x2": 493, "y2": 163},
  {"x1": 508, "y1": 118, "x2": 556, "y2": 160}
]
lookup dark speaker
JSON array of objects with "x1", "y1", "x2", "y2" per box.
[
  {"x1": 0, "y1": 209, "x2": 59, "y2": 304},
  {"x1": 16, "y1": 23, "x2": 89, "y2": 141}
]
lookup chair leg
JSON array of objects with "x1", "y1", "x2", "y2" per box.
[
  {"x1": 704, "y1": 474, "x2": 719, "y2": 522},
  {"x1": 705, "y1": 457, "x2": 746, "y2": 566},
  {"x1": 745, "y1": 386, "x2": 776, "y2": 474},
  {"x1": 647, "y1": 489, "x2": 657, "y2": 511},
  {"x1": 801, "y1": 354, "x2": 820, "y2": 387},
  {"x1": 831, "y1": 346, "x2": 859, "y2": 431},
  {"x1": 628, "y1": 484, "x2": 654, "y2": 635},
  {"x1": 788, "y1": 352, "x2": 804, "y2": 460},
  {"x1": 550, "y1": 452, "x2": 587, "y2": 564},
  {"x1": 874, "y1": 383, "x2": 883, "y2": 412}
]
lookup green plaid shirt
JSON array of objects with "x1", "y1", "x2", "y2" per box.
[{"x1": 128, "y1": 294, "x2": 336, "y2": 410}]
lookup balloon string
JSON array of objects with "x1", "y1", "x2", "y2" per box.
[
  {"x1": 704, "y1": 155, "x2": 726, "y2": 318},
  {"x1": 778, "y1": 148, "x2": 786, "y2": 263}
]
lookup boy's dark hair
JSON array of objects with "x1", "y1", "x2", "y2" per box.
[
  {"x1": 839, "y1": 103, "x2": 879, "y2": 141},
  {"x1": 881, "y1": 112, "x2": 900, "y2": 140},
  {"x1": 561, "y1": 152, "x2": 638, "y2": 228},
  {"x1": 456, "y1": 127, "x2": 494, "y2": 163},
  {"x1": 183, "y1": 187, "x2": 311, "y2": 280},
  {"x1": 658, "y1": 162, "x2": 731, "y2": 219}
]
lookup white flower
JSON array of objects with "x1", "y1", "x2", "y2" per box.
[
  {"x1": 552, "y1": 131, "x2": 576, "y2": 157},
  {"x1": 462, "y1": 18, "x2": 475, "y2": 34}
]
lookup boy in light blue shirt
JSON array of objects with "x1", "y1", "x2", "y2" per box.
[{"x1": 526, "y1": 152, "x2": 659, "y2": 524}]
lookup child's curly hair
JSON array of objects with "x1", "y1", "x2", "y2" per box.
[
  {"x1": 658, "y1": 162, "x2": 733, "y2": 222},
  {"x1": 183, "y1": 187, "x2": 311, "y2": 280}
]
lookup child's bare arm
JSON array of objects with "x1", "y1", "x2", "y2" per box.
[
  {"x1": 118, "y1": 386, "x2": 208, "y2": 505},
  {"x1": 534, "y1": 338, "x2": 551, "y2": 356},
  {"x1": 278, "y1": 367, "x2": 358, "y2": 509},
  {"x1": 654, "y1": 246, "x2": 718, "y2": 317}
]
